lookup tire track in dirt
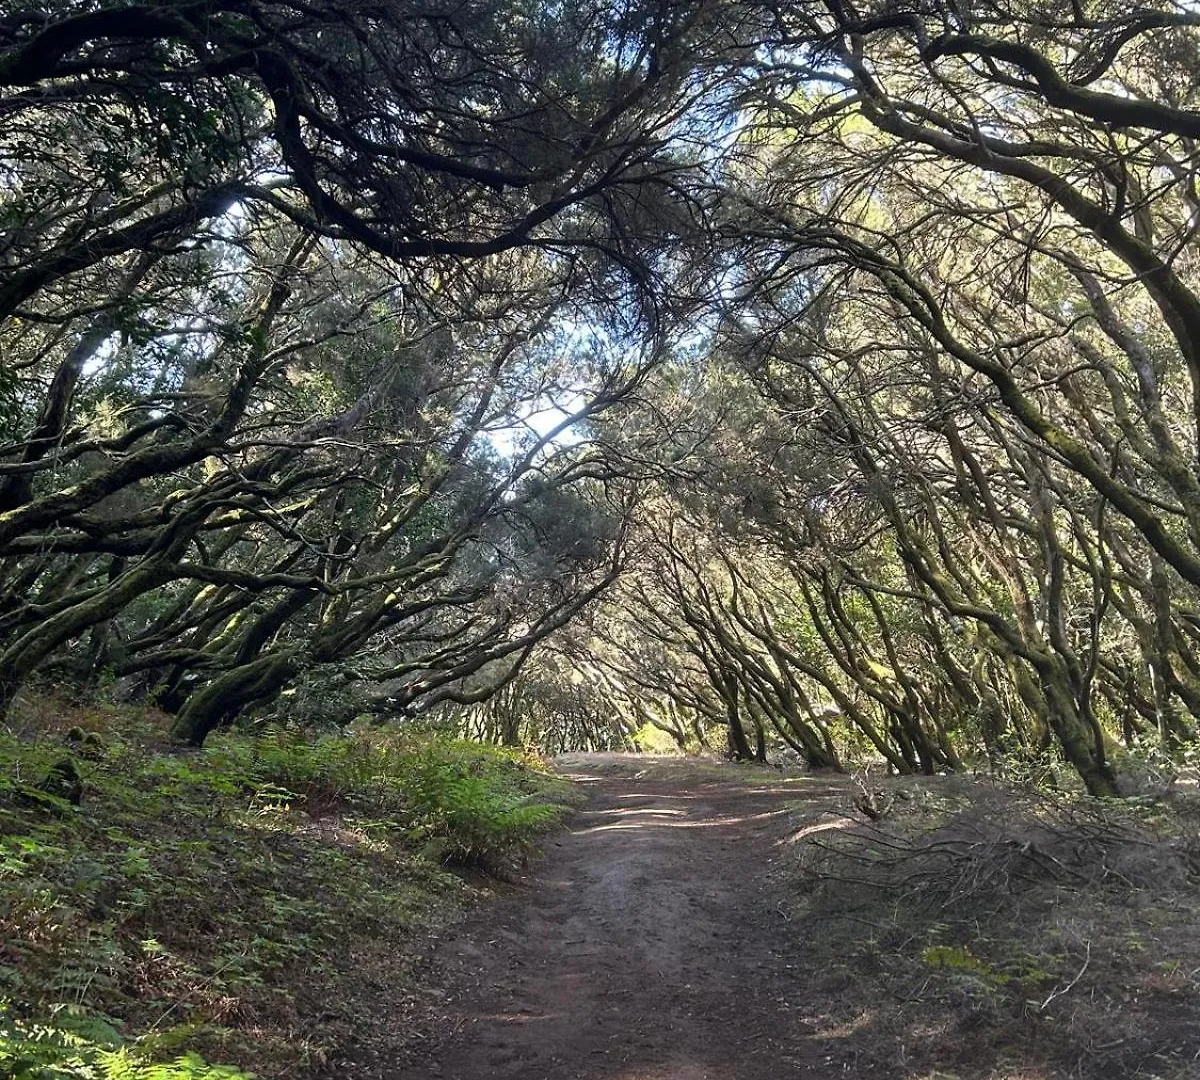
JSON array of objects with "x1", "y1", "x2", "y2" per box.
[{"x1": 398, "y1": 756, "x2": 850, "y2": 1080}]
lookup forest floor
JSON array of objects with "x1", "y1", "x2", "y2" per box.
[
  {"x1": 392, "y1": 754, "x2": 1200, "y2": 1080},
  {"x1": 10, "y1": 708, "x2": 1195, "y2": 1080}
]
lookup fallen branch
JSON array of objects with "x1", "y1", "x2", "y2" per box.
[{"x1": 1039, "y1": 940, "x2": 1091, "y2": 1011}]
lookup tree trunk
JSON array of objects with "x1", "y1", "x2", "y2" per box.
[{"x1": 169, "y1": 653, "x2": 301, "y2": 746}]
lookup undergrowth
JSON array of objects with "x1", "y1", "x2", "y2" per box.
[
  {"x1": 0, "y1": 699, "x2": 572, "y2": 1079},
  {"x1": 784, "y1": 778, "x2": 1200, "y2": 1079}
]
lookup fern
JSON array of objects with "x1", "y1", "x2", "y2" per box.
[{"x1": 0, "y1": 1007, "x2": 254, "y2": 1080}]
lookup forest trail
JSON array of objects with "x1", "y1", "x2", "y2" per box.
[{"x1": 398, "y1": 755, "x2": 849, "y2": 1080}]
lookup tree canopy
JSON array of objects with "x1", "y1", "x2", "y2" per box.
[{"x1": 5, "y1": 0, "x2": 1200, "y2": 794}]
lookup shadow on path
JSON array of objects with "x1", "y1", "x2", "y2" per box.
[{"x1": 398, "y1": 757, "x2": 852, "y2": 1080}]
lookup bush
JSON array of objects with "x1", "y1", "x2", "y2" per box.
[
  {"x1": 396, "y1": 739, "x2": 567, "y2": 862},
  {"x1": 202, "y1": 727, "x2": 569, "y2": 861}
]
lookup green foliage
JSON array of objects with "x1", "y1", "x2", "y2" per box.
[
  {"x1": 0, "y1": 709, "x2": 572, "y2": 1077},
  {"x1": 269, "y1": 668, "x2": 370, "y2": 729},
  {"x1": 631, "y1": 722, "x2": 684, "y2": 755},
  {"x1": 0, "y1": 1005, "x2": 251, "y2": 1080},
  {"x1": 201, "y1": 727, "x2": 568, "y2": 861},
  {"x1": 397, "y1": 739, "x2": 565, "y2": 862}
]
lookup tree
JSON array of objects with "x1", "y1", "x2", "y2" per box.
[{"x1": 0, "y1": 0, "x2": 750, "y2": 739}]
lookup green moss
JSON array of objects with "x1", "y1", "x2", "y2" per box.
[{"x1": 921, "y1": 943, "x2": 1010, "y2": 986}]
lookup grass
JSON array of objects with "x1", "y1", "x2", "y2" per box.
[{"x1": 0, "y1": 697, "x2": 574, "y2": 1079}]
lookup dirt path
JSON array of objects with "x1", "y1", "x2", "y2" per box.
[{"x1": 397, "y1": 755, "x2": 849, "y2": 1080}]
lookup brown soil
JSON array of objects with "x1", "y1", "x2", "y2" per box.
[
  {"x1": 386, "y1": 757, "x2": 1200, "y2": 1080},
  {"x1": 395, "y1": 755, "x2": 850, "y2": 1080}
]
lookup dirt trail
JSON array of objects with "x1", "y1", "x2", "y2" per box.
[{"x1": 398, "y1": 755, "x2": 849, "y2": 1080}]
